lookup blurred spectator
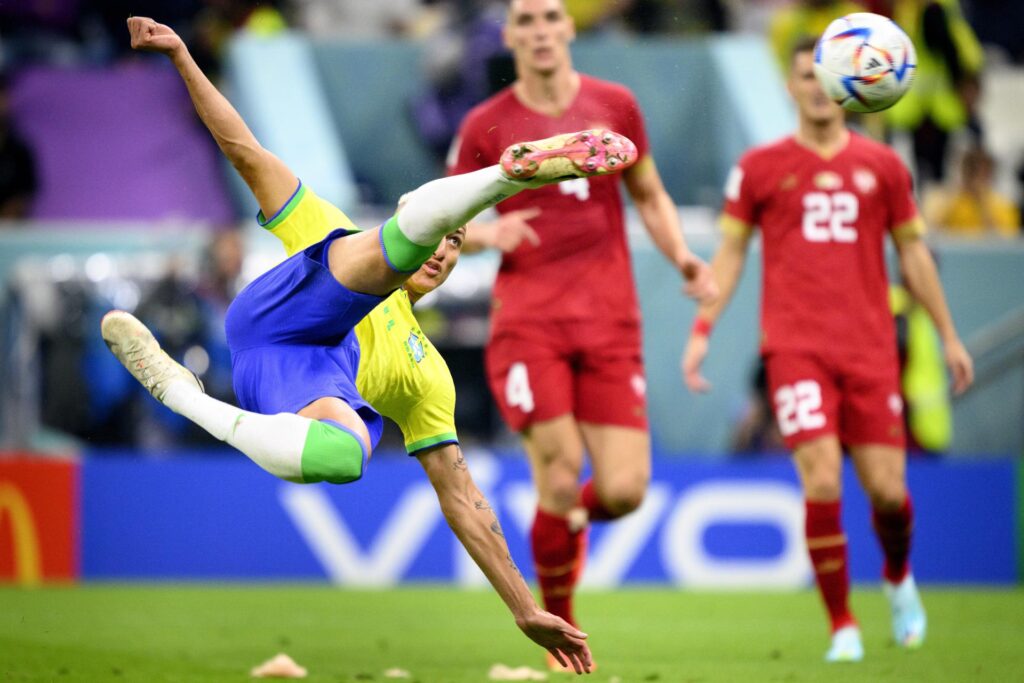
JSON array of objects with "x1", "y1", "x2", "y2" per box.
[
  {"x1": 729, "y1": 359, "x2": 785, "y2": 454},
  {"x1": 292, "y1": 0, "x2": 440, "y2": 39},
  {"x1": 924, "y1": 145, "x2": 1020, "y2": 238},
  {"x1": 964, "y1": 0, "x2": 1024, "y2": 64},
  {"x1": 0, "y1": 0, "x2": 86, "y2": 66},
  {"x1": 768, "y1": 0, "x2": 866, "y2": 71},
  {"x1": 891, "y1": 279, "x2": 951, "y2": 456},
  {"x1": 563, "y1": 0, "x2": 634, "y2": 33},
  {"x1": 624, "y1": 0, "x2": 729, "y2": 33},
  {"x1": 887, "y1": 0, "x2": 984, "y2": 185},
  {"x1": 0, "y1": 72, "x2": 37, "y2": 219},
  {"x1": 410, "y1": 2, "x2": 510, "y2": 162},
  {"x1": 193, "y1": 229, "x2": 243, "y2": 408}
]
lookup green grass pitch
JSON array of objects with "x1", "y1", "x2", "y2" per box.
[{"x1": 1, "y1": 585, "x2": 1022, "y2": 682}]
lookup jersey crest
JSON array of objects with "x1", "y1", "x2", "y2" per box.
[{"x1": 406, "y1": 330, "x2": 426, "y2": 364}]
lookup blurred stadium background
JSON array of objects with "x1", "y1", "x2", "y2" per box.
[{"x1": 1, "y1": 0, "x2": 1022, "y2": 680}]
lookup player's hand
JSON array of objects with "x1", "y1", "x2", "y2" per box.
[
  {"x1": 944, "y1": 337, "x2": 974, "y2": 395},
  {"x1": 679, "y1": 253, "x2": 718, "y2": 305},
  {"x1": 682, "y1": 333, "x2": 711, "y2": 393},
  {"x1": 127, "y1": 16, "x2": 185, "y2": 58},
  {"x1": 492, "y1": 208, "x2": 542, "y2": 252},
  {"x1": 516, "y1": 610, "x2": 592, "y2": 674}
]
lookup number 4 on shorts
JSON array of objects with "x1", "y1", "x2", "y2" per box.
[{"x1": 506, "y1": 362, "x2": 535, "y2": 413}]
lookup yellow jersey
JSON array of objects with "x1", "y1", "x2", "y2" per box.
[{"x1": 260, "y1": 182, "x2": 458, "y2": 454}]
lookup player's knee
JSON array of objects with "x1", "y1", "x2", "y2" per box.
[
  {"x1": 804, "y1": 476, "x2": 842, "y2": 501},
  {"x1": 865, "y1": 479, "x2": 906, "y2": 510},
  {"x1": 599, "y1": 476, "x2": 648, "y2": 517},
  {"x1": 300, "y1": 420, "x2": 368, "y2": 485}
]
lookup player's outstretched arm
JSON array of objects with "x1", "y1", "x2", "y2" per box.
[
  {"x1": 623, "y1": 156, "x2": 718, "y2": 304},
  {"x1": 417, "y1": 444, "x2": 593, "y2": 674},
  {"x1": 682, "y1": 228, "x2": 751, "y2": 393},
  {"x1": 127, "y1": 16, "x2": 297, "y2": 219},
  {"x1": 895, "y1": 236, "x2": 975, "y2": 394}
]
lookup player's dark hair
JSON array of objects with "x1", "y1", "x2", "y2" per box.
[{"x1": 790, "y1": 35, "x2": 820, "y2": 66}]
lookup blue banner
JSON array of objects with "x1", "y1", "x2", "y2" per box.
[{"x1": 81, "y1": 451, "x2": 1017, "y2": 584}]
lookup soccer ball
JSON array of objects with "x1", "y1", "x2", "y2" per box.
[{"x1": 813, "y1": 12, "x2": 916, "y2": 113}]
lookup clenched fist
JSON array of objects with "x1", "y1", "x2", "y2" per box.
[{"x1": 127, "y1": 16, "x2": 185, "y2": 58}]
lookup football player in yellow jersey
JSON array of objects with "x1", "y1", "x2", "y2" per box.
[
  {"x1": 97, "y1": 16, "x2": 648, "y2": 674},
  {"x1": 264, "y1": 184, "x2": 462, "y2": 458}
]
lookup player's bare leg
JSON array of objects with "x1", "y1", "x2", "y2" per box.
[
  {"x1": 326, "y1": 130, "x2": 639, "y2": 298},
  {"x1": 102, "y1": 311, "x2": 370, "y2": 484},
  {"x1": 850, "y1": 443, "x2": 926, "y2": 649},
  {"x1": 793, "y1": 435, "x2": 863, "y2": 662},
  {"x1": 578, "y1": 423, "x2": 651, "y2": 520},
  {"x1": 520, "y1": 415, "x2": 591, "y2": 671}
]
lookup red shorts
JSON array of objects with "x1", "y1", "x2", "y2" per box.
[
  {"x1": 764, "y1": 351, "x2": 905, "y2": 450},
  {"x1": 485, "y1": 320, "x2": 648, "y2": 432}
]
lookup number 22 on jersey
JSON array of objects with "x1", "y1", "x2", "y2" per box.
[{"x1": 802, "y1": 191, "x2": 859, "y2": 243}]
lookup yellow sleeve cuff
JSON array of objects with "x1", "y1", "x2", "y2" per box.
[
  {"x1": 891, "y1": 215, "x2": 926, "y2": 244},
  {"x1": 719, "y1": 214, "x2": 754, "y2": 238}
]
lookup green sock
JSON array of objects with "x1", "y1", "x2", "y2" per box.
[{"x1": 380, "y1": 215, "x2": 439, "y2": 273}]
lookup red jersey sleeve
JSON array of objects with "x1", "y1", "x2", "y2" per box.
[
  {"x1": 618, "y1": 88, "x2": 650, "y2": 161},
  {"x1": 720, "y1": 153, "x2": 758, "y2": 236},
  {"x1": 885, "y1": 150, "x2": 925, "y2": 242}
]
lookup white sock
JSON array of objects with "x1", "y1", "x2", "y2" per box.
[
  {"x1": 397, "y1": 165, "x2": 525, "y2": 244},
  {"x1": 162, "y1": 381, "x2": 310, "y2": 482}
]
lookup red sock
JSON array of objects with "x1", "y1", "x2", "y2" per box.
[
  {"x1": 873, "y1": 495, "x2": 914, "y2": 584},
  {"x1": 579, "y1": 479, "x2": 618, "y2": 521},
  {"x1": 531, "y1": 507, "x2": 587, "y2": 626},
  {"x1": 805, "y1": 499, "x2": 856, "y2": 632}
]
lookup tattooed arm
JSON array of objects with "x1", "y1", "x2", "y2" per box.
[{"x1": 416, "y1": 444, "x2": 593, "y2": 674}]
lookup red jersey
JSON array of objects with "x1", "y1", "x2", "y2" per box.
[
  {"x1": 721, "y1": 132, "x2": 924, "y2": 359},
  {"x1": 448, "y1": 74, "x2": 650, "y2": 330}
]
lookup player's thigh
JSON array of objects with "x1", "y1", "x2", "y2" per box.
[
  {"x1": 522, "y1": 414, "x2": 587, "y2": 513},
  {"x1": 791, "y1": 434, "x2": 845, "y2": 501},
  {"x1": 231, "y1": 343, "x2": 383, "y2": 456},
  {"x1": 849, "y1": 443, "x2": 907, "y2": 509},
  {"x1": 579, "y1": 422, "x2": 650, "y2": 513},
  {"x1": 838, "y1": 356, "x2": 906, "y2": 452},
  {"x1": 573, "y1": 322, "x2": 648, "y2": 431},
  {"x1": 485, "y1": 328, "x2": 574, "y2": 433},
  {"x1": 298, "y1": 396, "x2": 373, "y2": 457},
  {"x1": 764, "y1": 352, "x2": 841, "y2": 451},
  {"x1": 326, "y1": 224, "x2": 409, "y2": 296}
]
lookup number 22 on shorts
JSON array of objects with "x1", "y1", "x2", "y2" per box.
[
  {"x1": 774, "y1": 380, "x2": 826, "y2": 437},
  {"x1": 506, "y1": 362, "x2": 535, "y2": 413}
]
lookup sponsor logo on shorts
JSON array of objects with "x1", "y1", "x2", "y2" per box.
[
  {"x1": 631, "y1": 373, "x2": 647, "y2": 398},
  {"x1": 888, "y1": 393, "x2": 903, "y2": 416}
]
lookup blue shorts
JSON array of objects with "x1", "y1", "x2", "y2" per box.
[{"x1": 225, "y1": 229, "x2": 386, "y2": 447}]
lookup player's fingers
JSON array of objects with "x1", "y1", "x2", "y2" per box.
[
  {"x1": 548, "y1": 648, "x2": 570, "y2": 671},
  {"x1": 685, "y1": 371, "x2": 711, "y2": 393},
  {"x1": 516, "y1": 206, "x2": 542, "y2": 221},
  {"x1": 522, "y1": 223, "x2": 541, "y2": 246}
]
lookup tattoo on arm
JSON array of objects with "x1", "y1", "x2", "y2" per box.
[
  {"x1": 474, "y1": 497, "x2": 505, "y2": 538},
  {"x1": 451, "y1": 446, "x2": 467, "y2": 472},
  {"x1": 506, "y1": 553, "x2": 523, "y2": 578}
]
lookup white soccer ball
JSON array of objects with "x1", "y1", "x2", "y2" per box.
[{"x1": 813, "y1": 12, "x2": 916, "y2": 113}]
